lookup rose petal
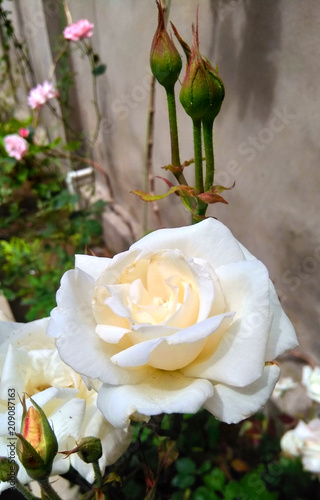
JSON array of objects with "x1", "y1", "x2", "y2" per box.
[
  {"x1": 204, "y1": 362, "x2": 280, "y2": 423},
  {"x1": 183, "y1": 260, "x2": 271, "y2": 386},
  {"x1": 265, "y1": 281, "x2": 298, "y2": 359},
  {"x1": 48, "y1": 269, "x2": 153, "y2": 384},
  {"x1": 237, "y1": 244, "x2": 297, "y2": 359},
  {"x1": 111, "y1": 312, "x2": 233, "y2": 370},
  {"x1": 96, "y1": 325, "x2": 131, "y2": 343},
  {"x1": 130, "y1": 218, "x2": 245, "y2": 269},
  {"x1": 75, "y1": 254, "x2": 111, "y2": 279},
  {"x1": 97, "y1": 372, "x2": 214, "y2": 428},
  {"x1": 0, "y1": 317, "x2": 52, "y2": 350}
]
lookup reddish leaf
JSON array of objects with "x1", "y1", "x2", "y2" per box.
[{"x1": 198, "y1": 192, "x2": 228, "y2": 204}]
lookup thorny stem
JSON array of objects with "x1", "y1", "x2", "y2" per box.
[
  {"x1": 192, "y1": 119, "x2": 207, "y2": 221},
  {"x1": 203, "y1": 116, "x2": 215, "y2": 191},
  {"x1": 38, "y1": 478, "x2": 63, "y2": 500},
  {"x1": 48, "y1": 41, "x2": 69, "y2": 80},
  {"x1": 14, "y1": 479, "x2": 39, "y2": 500},
  {"x1": 92, "y1": 461, "x2": 103, "y2": 489},
  {"x1": 62, "y1": 0, "x2": 73, "y2": 25},
  {"x1": 81, "y1": 40, "x2": 102, "y2": 147},
  {"x1": 144, "y1": 74, "x2": 164, "y2": 232},
  {"x1": 166, "y1": 86, "x2": 182, "y2": 171},
  {"x1": 193, "y1": 119, "x2": 204, "y2": 194}
]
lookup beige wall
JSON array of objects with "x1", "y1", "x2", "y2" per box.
[{"x1": 2, "y1": 1, "x2": 319, "y2": 359}]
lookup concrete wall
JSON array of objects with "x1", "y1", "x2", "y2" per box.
[{"x1": 2, "y1": 0, "x2": 319, "y2": 359}]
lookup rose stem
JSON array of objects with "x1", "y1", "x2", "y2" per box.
[
  {"x1": 203, "y1": 116, "x2": 215, "y2": 191},
  {"x1": 192, "y1": 118, "x2": 207, "y2": 221},
  {"x1": 14, "y1": 480, "x2": 39, "y2": 500},
  {"x1": 38, "y1": 479, "x2": 63, "y2": 500}
]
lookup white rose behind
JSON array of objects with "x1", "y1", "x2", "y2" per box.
[
  {"x1": 302, "y1": 366, "x2": 320, "y2": 404},
  {"x1": 0, "y1": 318, "x2": 131, "y2": 492},
  {"x1": 281, "y1": 419, "x2": 320, "y2": 474},
  {"x1": 48, "y1": 219, "x2": 298, "y2": 428}
]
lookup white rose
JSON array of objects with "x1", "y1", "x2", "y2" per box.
[
  {"x1": 281, "y1": 419, "x2": 320, "y2": 474},
  {"x1": 48, "y1": 219, "x2": 297, "y2": 428},
  {"x1": 0, "y1": 318, "x2": 131, "y2": 492},
  {"x1": 302, "y1": 366, "x2": 320, "y2": 404},
  {"x1": 272, "y1": 377, "x2": 298, "y2": 399}
]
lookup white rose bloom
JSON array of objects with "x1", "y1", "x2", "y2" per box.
[
  {"x1": 0, "y1": 318, "x2": 131, "y2": 493},
  {"x1": 281, "y1": 419, "x2": 320, "y2": 474},
  {"x1": 48, "y1": 219, "x2": 298, "y2": 428},
  {"x1": 272, "y1": 377, "x2": 298, "y2": 399},
  {"x1": 302, "y1": 366, "x2": 320, "y2": 404}
]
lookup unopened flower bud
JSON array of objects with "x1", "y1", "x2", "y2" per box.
[
  {"x1": 16, "y1": 397, "x2": 58, "y2": 481},
  {"x1": 62, "y1": 436, "x2": 102, "y2": 464},
  {"x1": 202, "y1": 58, "x2": 225, "y2": 123},
  {"x1": 180, "y1": 22, "x2": 224, "y2": 122},
  {"x1": 150, "y1": 1, "x2": 182, "y2": 90},
  {"x1": 0, "y1": 457, "x2": 19, "y2": 482}
]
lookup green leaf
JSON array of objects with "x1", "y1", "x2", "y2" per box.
[
  {"x1": 176, "y1": 457, "x2": 196, "y2": 476},
  {"x1": 172, "y1": 473, "x2": 195, "y2": 489},
  {"x1": 92, "y1": 64, "x2": 106, "y2": 76},
  {"x1": 63, "y1": 140, "x2": 81, "y2": 152},
  {"x1": 193, "y1": 487, "x2": 220, "y2": 500},
  {"x1": 203, "y1": 468, "x2": 226, "y2": 492}
]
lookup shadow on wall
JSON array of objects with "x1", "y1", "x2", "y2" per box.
[{"x1": 209, "y1": 0, "x2": 282, "y2": 123}]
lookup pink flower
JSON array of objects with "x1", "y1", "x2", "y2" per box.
[
  {"x1": 27, "y1": 80, "x2": 57, "y2": 110},
  {"x1": 63, "y1": 19, "x2": 94, "y2": 41},
  {"x1": 4, "y1": 134, "x2": 29, "y2": 161},
  {"x1": 19, "y1": 128, "x2": 29, "y2": 138}
]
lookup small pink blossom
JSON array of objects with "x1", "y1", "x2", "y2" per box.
[
  {"x1": 63, "y1": 19, "x2": 94, "y2": 41},
  {"x1": 19, "y1": 128, "x2": 29, "y2": 138},
  {"x1": 4, "y1": 134, "x2": 29, "y2": 161},
  {"x1": 27, "y1": 80, "x2": 57, "y2": 110}
]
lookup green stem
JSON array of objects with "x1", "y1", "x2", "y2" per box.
[
  {"x1": 92, "y1": 461, "x2": 102, "y2": 489},
  {"x1": 192, "y1": 119, "x2": 207, "y2": 222},
  {"x1": 203, "y1": 117, "x2": 215, "y2": 191},
  {"x1": 165, "y1": 85, "x2": 196, "y2": 216},
  {"x1": 166, "y1": 85, "x2": 181, "y2": 168},
  {"x1": 193, "y1": 119, "x2": 204, "y2": 194},
  {"x1": 15, "y1": 479, "x2": 40, "y2": 500},
  {"x1": 166, "y1": 86, "x2": 188, "y2": 185},
  {"x1": 38, "y1": 478, "x2": 63, "y2": 500}
]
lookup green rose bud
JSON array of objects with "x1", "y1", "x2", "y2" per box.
[
  {"x1": 61, "y1": 436, "x2": 102, "y2": 464},
  {"x1": 202, "y1": 58, "x2": 225, "y2": 123},
  {"x1": 150, "y1": 0, "x2": 182, "y2": 90},
  {"x1": 179, "y1": 23, "x2": 225, "y2": 122},
  {"x1": 16, "y1": 396, "x2": 58, "y2": 481}
]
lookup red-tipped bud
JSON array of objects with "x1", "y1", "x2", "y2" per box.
[
  {"x1": 16, "y1": 396, "x2": 58, "y2": 481},
  {"x1": 150, "y1": 1, "x2": 182, "y2": 90}
]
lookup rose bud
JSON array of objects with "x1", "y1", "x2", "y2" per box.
[
  {"x1": 16, "y1": 397, "x2": 58, "y2": 481},
  {"x1": 180, "y1": 22, "x2": 224, "y2": 122},
  {"x1": 62, "y1": 436, "x2": 102, "y2": 464},
  {"x1": 202, "y1": 57, "x2": 225, "y2": 123},
  {"x1": 18, "y1": 128, "x2": 30, "y2": 139},
  {"x1": 150, "y1": 0, "x2": 182, "y2": 90}
]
